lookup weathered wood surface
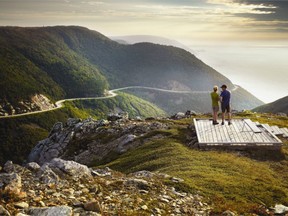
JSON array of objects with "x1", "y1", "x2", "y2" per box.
[
  {"x1": 280, "y1": 128, "x2": 288, "y2": 138},
  {"x1": 194, "y1": 118, "x2": 282, "y2": 148}
]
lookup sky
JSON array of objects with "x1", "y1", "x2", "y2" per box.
[{"x1": 0, "y1": 0, "x2": 287, "y2": 103}]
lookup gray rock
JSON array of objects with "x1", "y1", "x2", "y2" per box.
[
  {"x1": 125, "y1": 178, "x2": 150, "y2": 190},
  {"x1": 49, "y1": 122, "x2": 63, "y2": 136},
  {"x1": 0, "y1": 205, "x2": 11, "y2": 216},
  {"x1": 116, "y1": 134, "x2": 137, "y2": 153},
  {"x1": 91, "y1": 167, "x2": 111, "y2": 177},
  {"x1": 46, "y1": 158, "x2": 92, "y2": 179},
  {"x1": 274, "y1": 204, "x2": 288, "y2": 214},
  {"x1": 172, "y1": 112, "x2": 186, "y2": 119},
  {"x1": 67, "y1": 118, "x2": 81, "y2": 127},
  {"x1": 97, "y1": 119, "x2": 109, "y2": 127},
  {"x1": 0, "y1": 173, "x2": 22, "y2": 194},
  {"x1": 28, "y1": 206, "x2": 73, "y2": 216},
  {"x1": 107, "y1": 112, "x2": 129, "y2": 121},
  {"x1": 185, "y1": 110, "x2": 197, "y2": 117},
  {"x1": 132, "y1": 170, "x2": 155, "y2": 178},
  {"x1": 3, "y1": 161, "x2": 14, "y2": 173},
  {"x1": 28, "y1": 130, "x2": 74, "y2": 165},
  {"x1": 26, "y1": 162, "x2": 40, "y2": 172},
  {"x1": 37, "y1": 164, "x2": 60, "y2": 184}
]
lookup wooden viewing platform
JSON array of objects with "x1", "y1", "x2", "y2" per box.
[{"x1": 194, "y1": 118, "x2": 283, "y2": 149}]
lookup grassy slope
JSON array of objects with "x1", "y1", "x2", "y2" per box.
[
  {"x1": 66, "y1": 92, "x2": 167, "y2": 119},
  {"x1": 104, "y1": 114, "x2": 288, "y2": 214},
  {"x1": 253, "y1": 95, "x2": 288, "y2": 115}
]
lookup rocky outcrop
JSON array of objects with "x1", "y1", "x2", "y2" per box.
[
  {"x1": 0, "y1": 160, "x2": 212, "y2": 215},
  {"x1": 0, "y1": 94, "x2": 55, "y2": 116},
  {"x1": 28, "y1": 114, "x2": 170, "y2": 165}
]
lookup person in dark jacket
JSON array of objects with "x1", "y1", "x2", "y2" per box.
[{"x1": 220, "y1": 84, "x2": 231, "y2": 125}]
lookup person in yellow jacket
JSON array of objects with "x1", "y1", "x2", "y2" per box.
[{"x1": 210, "y1": 86, "x2": 220, "y2": 125}]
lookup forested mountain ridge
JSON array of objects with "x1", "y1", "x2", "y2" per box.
[
  {"x1": 0, "y1": 26, "x2": 263, "y2": 115},
  {"x1": 0, "y1": 26, "x2": 108, "y2": 104}
]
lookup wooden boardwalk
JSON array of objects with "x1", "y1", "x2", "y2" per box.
[{"x1": 194, "y1": 118, "x2": 282, "y2": 148}]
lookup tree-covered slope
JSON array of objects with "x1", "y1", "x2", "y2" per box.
[
  {"x1": 58, "y1": 26, "x2": 233, "y2": 91},
  {"x1": 0, "y1": 26, "x2": 108, "y2": 105},
  {"x1": 253, "y1": 95, "x2": 288, "y2": 114},
  {"x1": 0, "y1": 26, "x2": 263, "y2": 113}
]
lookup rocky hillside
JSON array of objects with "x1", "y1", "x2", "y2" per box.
[
  {"x1": 253, "y1": 95, "x2": 288, "y2": 115},
  {"x1": 0, "y1": 92, "x2": 166, "y2": 165},
  {"x1": 1, "y1": 112, "x2": 288, "y2": 215},
  {"x1": 0, "y1": 159, "x2": 211, "y2": 216}
]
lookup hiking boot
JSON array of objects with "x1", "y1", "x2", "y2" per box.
[
  {"x1": 228, "y1": 122, "x2": 232, "y2": 125},
  {"x1": 213, "y1": 121, "x2": 219, "y2": 125},
  {"x1": 221, "y1": 122, "x2": 224, "y2": 125}
]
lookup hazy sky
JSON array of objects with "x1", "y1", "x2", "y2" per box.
[{"x1": 0, "y1": 0, "x2": 287, "y2": 103}]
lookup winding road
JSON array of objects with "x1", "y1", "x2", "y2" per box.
[{"x1": 0, "y1": 85, "x2": 239, "y2": 119}]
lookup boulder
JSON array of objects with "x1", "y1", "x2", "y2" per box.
[
  {"x1": 28, "y1": 206, "x2": 73, "y2": 216},
  {"x1": 26, "y1": 162, "x2": 40, "y2": 172},
  {"x1": 45, "y1": 158, "x2": 92, "y2": 179},
  {"x1": 37, "y1": 164, "x2": 60, "y2": 184},
  {"x1": 107, "y1": 112, "x2": 129, "y2": 121},
  {"x1": 171, "y1": 112, "x2": 186, "y2": 119},
  {"x1": 0, "y1": 172, "x2": 22, "y2": 196},
  {"x1": 274, "y1": 204, "x2": 288, "y2": 214},
  {"x1": 185, "y1": 110, "x2": 197, "y2": 117},
  {"x1": 3, "y1": 161, "x2": 15, "y2": 173},
  {"x1": 125, "y1": 178, "x2": 150, "y2": 190}
]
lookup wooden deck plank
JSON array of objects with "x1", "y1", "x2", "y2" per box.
[
  {"x1": 262, "y1": 124, "x2": 273, "y2": 133},
  {"x1": 281, "y1": 128, "x2": 288, "y2": 138},
  {"x1": 279, "y1": 128, "x2": 288, "y2": 137},
  {"x1": 271, "y1": 126, "x2": 283, "y2": 135}
]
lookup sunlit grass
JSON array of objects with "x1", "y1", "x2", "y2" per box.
[{"x1": 103, "y1": 112, "x2": 288, "y2": 214}]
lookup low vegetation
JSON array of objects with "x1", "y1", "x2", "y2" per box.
[
  {"x1": 104, "y1": 113, "x2": 288, "y2": 214},
  {"x1": 253, "y1": 95, "x2": 288, "y2": 115}
]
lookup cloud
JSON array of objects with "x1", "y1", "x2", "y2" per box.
[{"x1": 0, "y1": 0, "x2": 287, "y2": 41}]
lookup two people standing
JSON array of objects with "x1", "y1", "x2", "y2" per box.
[{"x1": 210, "y1": 84, "x2": 231, "y2": 125}]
